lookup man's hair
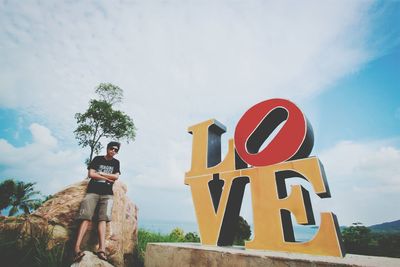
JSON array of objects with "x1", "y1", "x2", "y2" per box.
[{"x1": 107, "y1": 141, "x2": 121, "y2": 150}]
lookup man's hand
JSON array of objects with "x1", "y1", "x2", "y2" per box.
[
  {"x1": 98, "y1": 172, "x2": 114, "y2": 183},
  {"x1": 88, "y1": 169, "x2": 116, "y2": 183},
  {"x1": 98, "y1": 171, "x2": 119, "y2": 181}
]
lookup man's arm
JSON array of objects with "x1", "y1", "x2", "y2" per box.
[
  {"x1": 88, "y1": 169, "x2": 115, "y2": 183},
  {"x1": 98, "y1": 172, "x2": 119, "y2": 181}
]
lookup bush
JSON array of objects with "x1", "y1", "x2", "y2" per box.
[
  {"x1": 184, "y1": 232, "x2": 200, "y2": 242},
  {"x1": 169, "y1": 227, "x2": 185, "y2": 241}
]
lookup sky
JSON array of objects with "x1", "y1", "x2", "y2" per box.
[{"x1": 0, "y1": 0, "x2": 399, "y2": 228}]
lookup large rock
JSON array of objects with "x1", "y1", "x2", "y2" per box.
[
  {"x1": 1, "y1": 179, "x2": 138, "y2": 267},
  {"x1": 71, "y1": 251, "x2": 114, "y2": 267}
]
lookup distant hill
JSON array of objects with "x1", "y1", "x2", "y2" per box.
[{"x1": 369, "y1": 219, "x2": 400, "y2": 232}]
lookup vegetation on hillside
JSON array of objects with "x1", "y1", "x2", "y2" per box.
[
  {"x1": 341, "y1": 222, "x2": 400, "y2": 258},
  {"x1": 0, "y1": 219, "x2": 67, "y2": 267}
]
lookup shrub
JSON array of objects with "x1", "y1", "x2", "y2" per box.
[
  {"x1": 0, "y1": 220, "x2": 67, "y2": 267},
  {"x1": 169, "y1": 227, "x2": 185, "y2": 241},
  {"x1": 184, "y1": 232, "x2": 200, "y2": 242}
]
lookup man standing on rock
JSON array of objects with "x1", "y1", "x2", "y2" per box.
[{"x1": 73, "y1": 141, "x2": 121, "y2": 262}]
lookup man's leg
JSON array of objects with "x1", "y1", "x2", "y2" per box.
[
  {"x1": 74, "y1": 193, "x2": 98, "y2": 258},
  {"x1": 98, "y1": 220, "x2": 107, "y2": 253},
  {"x1": 74, "y1": 220, "x2": 90, "y2": 254},
  {"x1": 97, "y1": 195, "x2": 113, "y2": 260}
]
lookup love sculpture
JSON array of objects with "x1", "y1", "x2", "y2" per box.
[{"x1": 184, "y1": 98, "x2": 345, "y2": 257}]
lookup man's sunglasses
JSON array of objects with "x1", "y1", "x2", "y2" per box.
[{"x1": 109, "y1": 147, "x2": 119, "y2": 152}]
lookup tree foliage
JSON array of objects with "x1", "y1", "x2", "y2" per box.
[
  {"x1": 234, "y1": 216, "x2": 252, "y2": 245},
  {"x1": 0, "y1": 179, "x2": 15, "y2": 212},
  {"x1": 0, "y1": 179, "x2": 41, "y2": 216},
  {"x1": 74, "y1": 83, "x2": 136, "y2": 163},
  {"x1": 95, "y1": 83, "x2": 123, "y2": 105},
  {"x1": 341, "y1": 223, "x2": 372, "y2": 253}
]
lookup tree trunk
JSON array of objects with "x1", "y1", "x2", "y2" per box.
[{"x1": 89, "y1": 146, "x2": 94, "y2": 164}]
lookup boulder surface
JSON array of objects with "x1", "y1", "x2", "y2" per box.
[{"x1": 71, "y1": 251, "x2": 114, "y2": 267}]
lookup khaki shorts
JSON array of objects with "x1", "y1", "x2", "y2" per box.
[{"x1": 77, "y1": 193, "x2": 114, "y2": 222}]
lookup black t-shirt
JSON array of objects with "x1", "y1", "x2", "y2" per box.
[{"x1": 86, "y1": 156, "x2": 121, "y2": 195}]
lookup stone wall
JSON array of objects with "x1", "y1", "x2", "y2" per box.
[{"x1": 145, "y1": 243, "x2": 400, "y2": 267}]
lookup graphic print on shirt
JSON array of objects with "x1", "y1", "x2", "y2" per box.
[{"x1": 98, "y1": 165, "x2": 114, "y2": 174}]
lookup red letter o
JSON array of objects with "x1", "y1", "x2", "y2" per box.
[{"x1": 234, "y1": 99, "x2": 313, "y2": 167}]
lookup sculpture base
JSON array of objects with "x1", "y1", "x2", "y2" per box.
[{"x1": 144, "y1": 243, "x2": 400, "y2": 267}]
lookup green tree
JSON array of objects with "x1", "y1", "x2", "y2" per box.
[
  {"x1": 341, "y1": 222, "x2": 372, "y2": 254},
  {"x1": 234, "y1": 216, "x2": 252, "y2": 245},
  {"x1": 0, "y1": 179, "x2": 41, "y2": 216},
  {"x1": 9, "y1": 181, "x2": 41, "y2": 216},
  {"x1": 95, "y1": 83, "x2": 123, "y2": 105},
  {"x1": 74, "y1": 83, "x2": 136, "y2": 163},
  {"x1": 0, "y1": 179, "x2": 16, "y2": 214}
]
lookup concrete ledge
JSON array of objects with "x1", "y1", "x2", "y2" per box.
[{"x1": 144, "y1": 243, "x2": 400, "y2": 267}]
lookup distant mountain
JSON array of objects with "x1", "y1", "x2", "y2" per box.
[{"x1": 369, "y1": 219, "x2": 400, "y2": 232}]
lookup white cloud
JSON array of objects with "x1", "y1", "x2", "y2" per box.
[
  {"x1": 320, "y1": 141, "x2": 400, "y2": 190},
  {"x1": 29, "y1": 123, "x2": 58, "y2": 148},
  {"x1": 0, "y1": 1, "x2": 377, "y2": 123},
  {"x1": 0, "y1": 123, "x2": 86, "y2": 196},
  {"x1": 318, "y1": 140, "x2": 400, "y2": 226}
]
